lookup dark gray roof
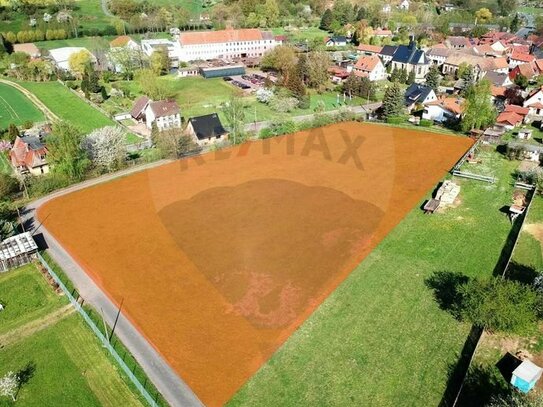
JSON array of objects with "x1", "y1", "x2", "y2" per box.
[
  {"x1": 392, "y1": 41, "x2": 429, "y2": 65},
  {"x1": 380, "y1": 45, "x2": 397, "y2": 56},
  {"x1": 404, "y1": 83, "x2": 433, "y2": 106},
  {"x1": 188, "y1": 113, "x2": 227, "y2": 140},
  {"x1": 328, "y1": 36, "x2": 347, "y2": 43},
  {"x1": 484, "y1": 71, "x2": 509, "y2": 86},
  {"x1": 20, "y1": 135, "x2": 44, "y2": 151}
]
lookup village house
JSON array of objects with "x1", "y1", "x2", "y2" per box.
[
  {"x1": 145, "y1": 100, "x2": 181, "y2": 131},
  {"x1": 445, "y1": 36, "x2": 473, "y2": 49},
  {"x1": 404, "y1": 83, "x2": 437, "y2": 112},
  {"x1": 484, "y1": 71, "x2": 513, "y2": 87},
  {"x1": 496, "y1": 105, "x2": 530, "y2": 129},
  {"x1": 357, "y1": 44, "x2": 383, "y2": 56},
  {"x1": 423, "y1": 97, "x2": 464, "y2": 123},
  {"x1": 523, "y1": 86, "x2": 543, "y2": 119},
  {"x1": 185, "y1": 113, "x2": 229, "y2": 146},
  {"x1": 13, "y1": 43, "x2": 41, "y2": 58},
  {"x1": 177, "y1": 28, "x2": 278, "y2": 62},
  {"x1": 141, "y1": 39, "x2": 181, "y2": 68},
  {"x1": 374, "y1": 28, "x2": 393, "y2": 39},
  {"x1": 48, "y1": 47, "x2": 96, "y2": 71},
  {"x1": 427, "y1": 46, "x2": 452, "y2": 66},
  {"x1": 379, "y1": 45, "x2": 398, "y2": 66},
  {"x1": 10, "y1": 135, "x2": 49, "y2": 175},
  {"x1": 325, "y1": 36, "x2": 348, "y2": 47},
  {"x1": 328, "y1": 66, "x2": 350, "y2": 83},
  {"x1": 390, "y1": 40, "x2": 430, "y2": 80},
  {"x1": 353, "y1": 55, "x2": 387, "y2": 81},
  {"x1": 110, "y1": 35, "x2": 140, "y2": 50},
  {"x1": 509, "y1": 50, "x2": 536, "y2": 69},
  {"x1": 510, "y1": 62, "x2": 538, "y2": 82}
]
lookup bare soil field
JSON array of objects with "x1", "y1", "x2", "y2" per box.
[{"x1": 38, "y1": 122, "x2": 472, "y2": 406}]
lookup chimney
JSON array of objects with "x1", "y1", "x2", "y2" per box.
[{"x1": 408, "y1": 35, "x2": 416, "y2": 49}]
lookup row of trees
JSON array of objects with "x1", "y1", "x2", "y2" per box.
[{"x1": 2, "y1": 28, "x2": 68, "y2": 44}]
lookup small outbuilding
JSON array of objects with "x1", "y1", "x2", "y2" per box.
[
  {"x1": 0, "y1": 232, "x2": 38, "y2": 272},
  {"x1": 511, "y1": 360, "x2": 543, "y2": 393}
]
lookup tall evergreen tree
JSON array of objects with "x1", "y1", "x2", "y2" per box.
[
  {"x1": 398, "y1": 68, "x2": 408, "y2": 84},
  {"x1": 320, "y1": 9, "x2": 333, "y2": 31},
  {"x1": 382, "y1": 82, "x2": 404, "y2": 118},
  {"x1": 425, "y1": 65, "x2": 441, "y2": 93},
  {"x1": 407, "y1": 69, "x2": 416, "y2": 85}
]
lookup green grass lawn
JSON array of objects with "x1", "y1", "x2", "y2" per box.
[
  {"x1": 0, "y1": 263, "x2": 148, "y2": 407},
  {"x1": 271, "y1": 26, "x2": 329, "y2": 42},
  {"x1": 0, "y1": 153, "x2": 13, "y2": 175},
  {"x1": 19, "y1": 81, "x2": 116, "y2": 133},
  {"x1": 228, "y1": 147, "x2": 520, "y2": 406},
  {"x1": 0, "y1": 314, "x2": 143, "y2": 407},
  {"x1": 0, "y1": 83, "x2": 44, "y2": 130},
  {"x1": 35, "y1": 36, "x2": 114, "y2": 51},
  {"x1": 0, "y1": 265, "x2": 65, "y2": 336},
  {"x1": 519, "y1": 6, "x2": 543, "y2": 15},
  {"x1": 111, "y1": 75, "x2": 368, "y2": 125}
]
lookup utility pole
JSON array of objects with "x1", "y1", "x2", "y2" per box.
[{"x1": 110, "y1": 298, "x2": 124, "y2": 343}]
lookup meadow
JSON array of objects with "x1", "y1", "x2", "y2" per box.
[
  {"x1": 228, "y1": 147, "x2": 521, "y2": 406},
  {"x1": 18, "y1": 81, "x2": 117, "y2": 133},
  {"x1": 0, "y1": 264, "x2": 145, "y2": 407},
  {"x1": 0, "y1": 83, "x2": 44, "y2": 130}
]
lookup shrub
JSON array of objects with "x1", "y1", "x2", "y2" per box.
[
  {"x1": 27, "y1": 173, "x2": 71, "y2": 197},
  {"x1": 386, "y1": 116, "x2": 405, "y2": 124},
  {"x1": 419, "y1": 119, "x2": 433, "y2": 127},
  {"x1": 0, "y1": 173, "x2": 19, "y2": 199}
]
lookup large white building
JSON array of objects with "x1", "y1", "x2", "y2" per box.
[
  {"x1": 176, "y1": 28, "x2": 278, "y2": 62},
  {"x1": 141, "y1": 39, "x2": 182, "y2": 68}
]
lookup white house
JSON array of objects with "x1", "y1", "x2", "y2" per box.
[
  {"x1": 141, "y1": 39, "x2": 181, "y2": 68},
  {"x1": 325, "y1": 36, "x2": 348, "y2": 47},
  {"x1": 176, "y1": 28, "x2": 278, "y2": 62},
  {"x1": 404, "y1": 83, "x2": 437, "y2": 112},
  {"x1": 423, "y1": 97, "x2": 464, "y2": 123},
  {"x1": 523, "y1": 86, "x2": 543, "y2": 118},
  {"x1": 144, "y1": 100, "x2": 181, "y2": 131},
  {"x1": 49, "y1": 47, "x2": 95, "y2": 71},
  {"x1": 353, "y1": 55, "x2": 387, "y2": 81}
]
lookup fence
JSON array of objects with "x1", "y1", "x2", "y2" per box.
[
  {"x1": 452, "y1": 170, "x2": 496, "y2": 183},
  {"x1": 448, "y1": 188, "x2": 537, "y2": 406},
  {"x1": 36, "y1": 253, "x2": 159, "y2": 407}
]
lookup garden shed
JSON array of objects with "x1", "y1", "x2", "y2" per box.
[
  {"x1": 0, "y1": 232, "x2": 38, "y2": 272},
  {"x1": 511, "y1": 360, "x2": 543, "y2": 393}
]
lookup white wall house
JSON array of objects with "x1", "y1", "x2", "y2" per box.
[
  {"x1": 141, "y1": 39, "x2": 182, "y2": 68},
  {"x1": 524, "y1": 87, "x2": 543, "y2": 118},
  {"x1": 177, "y1": 28, "x2": 278, "y2": 62},
  {"x1": 145, "y1": 100, "x2": 181, "y2": 131},
  {"x1": 353, "y1": 55, "x2": 387, "y2": 81},
  {"x1": 49, "y1": 47, "x2": 96, "y2": 71}
]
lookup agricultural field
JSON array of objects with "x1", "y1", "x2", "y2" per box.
[
  {"x1": 0, "y1": 83, "x2": 44, "y2": 130},
  {"x1": 17, "y1": 81, "x2": 128, "y2": 136},
  {"x1": 0, "y1": 265, "x2": 144, "y2": 407},
  {"x1": 38, "y1": 122, "x2": 473, "y2": 406}
]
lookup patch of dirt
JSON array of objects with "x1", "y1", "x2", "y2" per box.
[{"x1": 524, "y1": 223, "x2": 543, "y2": 247}]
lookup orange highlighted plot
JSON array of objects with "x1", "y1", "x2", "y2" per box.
[{"x1": 38, "y1": 122, "x2": 472, "y2": 406}]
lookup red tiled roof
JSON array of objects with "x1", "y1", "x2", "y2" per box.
[
  {"x1": 354, "y1": 55, "x2": 381, "y2": 72},
  {"x1": 13, "y1": 43, "x2": 40, "y2": 56},
  {"x1": 497, "y1": 111, "x2": 523, "y2": 126},
  {"x1": 131, "y1": 96, "x2": 149, "y2": 119},
  {"x1": 534, "y1": 59, "x2": 543, "y2": 73},
  {"x1": 426, "y1": 96, "x2": 464, "y2": 115},
  {"x1": 110, "y1": 35, "x2": 133, "y2": 47},
  {"x1": 357, "y1": 44, "x2": 383, "y2": 53},
  {"x1": 510, "y1": 50, "x2": 535, "y2": 63},
  {"x1": 179, "y1": 29, "x2": 266, "y2": 45},
  {"x1": 504, "y1": 104, "x2": 530, "y2": 115},
  {"x1": 491, "y1": 86, "x2": 506, "y2": 97},
  {"x1": 375, "y1": 28, "x2": 393, "y2": 36},
  {"x1": 9, "y1": 136, "x2": 47, "y2": 169}
]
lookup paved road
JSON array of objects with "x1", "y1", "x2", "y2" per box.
[
  {"x1": 101, "y1": 0, "x2": 114, "y2": 17},
  {"x1": 23, "y1": 160, "x2": 204, "y2": 407},
  {"x1": 243, "y1": 102, "x2": 382, "y2": 133}
]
